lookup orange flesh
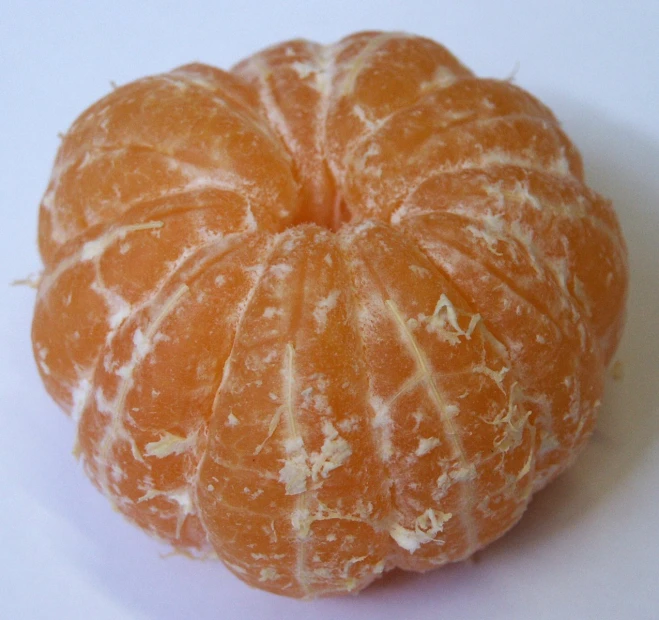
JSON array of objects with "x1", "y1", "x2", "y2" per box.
[{"x1": 32, "y1": 32, "x2": 628, "y2": 597}]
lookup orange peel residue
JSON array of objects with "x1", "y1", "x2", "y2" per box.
[{"x1": 32, "y1": 32, "x2": 628, "y2": 598}]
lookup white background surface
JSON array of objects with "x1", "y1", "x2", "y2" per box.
[{"x1": 2, "y1": 2, "x2": 658, "y2": 619}]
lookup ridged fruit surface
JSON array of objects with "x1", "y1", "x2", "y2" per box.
[{"x1": 32, "y1": 31, "x2": 628, "y2": 598}]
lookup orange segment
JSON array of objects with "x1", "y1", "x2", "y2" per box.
[
  {"x1": 197, "y1": 226, "x2": 392, "y2": 596},
  {"x1": 38, "y1": 67, "x2": 299, "y2": 266}
]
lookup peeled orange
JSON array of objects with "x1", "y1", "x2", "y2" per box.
[{"x1": 32, "y1": 31, "x2": 628, "y2": 598}]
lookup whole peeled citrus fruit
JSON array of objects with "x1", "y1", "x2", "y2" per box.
[{"x1": 32, "y1": 31, "x2": 628, "y2": 598}]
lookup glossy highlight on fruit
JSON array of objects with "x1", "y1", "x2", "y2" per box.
[{"x1": 32, "y1": 31, "x2": 628, "y2": 598}]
